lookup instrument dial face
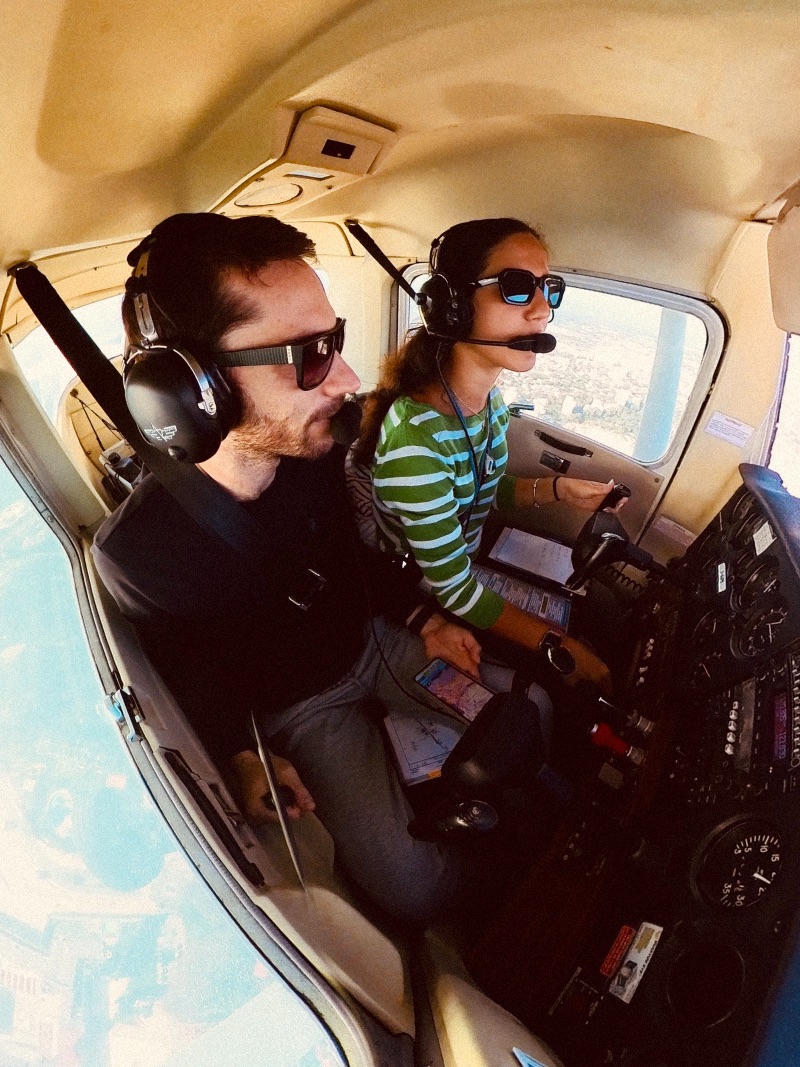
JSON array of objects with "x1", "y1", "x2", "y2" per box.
[
  {"x1": 692, "y1": 610, "x2": 720, "y2": 647},
  {"x1": 696, "y1": 821, "x2": 783, "y2": 909},
  {"x1": 730, "y1": 493, "x2": 757, "y2": 525},
  {"x1": 730, "y1": 511, "x2": 766, "y2": 552},
  {"x1": 692, "y1": 527, "x2": 724, "y2": 570},
  {"x1": 732, "y1": 599, "x2": 789, "y2": 659},
  {"x1": 732, "y1": 557, "x2": 780, "y2": 614},
  {"x1": 690, "y1": 649, "x2": 722, "y2": 688}
]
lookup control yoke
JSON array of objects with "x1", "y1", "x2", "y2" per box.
[{"x1": 565, "y1": 508, "x2": 664, "y2": 591}]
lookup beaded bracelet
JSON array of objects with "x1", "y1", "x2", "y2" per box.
[{"x1": 532, "y1": 477, "x2": 540, "y2": 507}]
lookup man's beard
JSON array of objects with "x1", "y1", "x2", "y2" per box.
[{"x1": 227, "y1": 402, "x2": 336, "y2": 462}]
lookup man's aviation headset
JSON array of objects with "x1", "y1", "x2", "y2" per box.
[{"x1": 122, "y1": 234, "x2": 240, "y2": 463}]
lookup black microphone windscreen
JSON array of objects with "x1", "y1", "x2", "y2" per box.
[
  {"x1": 330, "y1": 398, "x2": 363, "y2": 447},
  {"x1": 508, "y1": 333, "x2": 557, "y2": 353}
]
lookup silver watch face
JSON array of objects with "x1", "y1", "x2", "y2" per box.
[{"x1": 545, "y1": 641, "x2": 575, "y2": 675}]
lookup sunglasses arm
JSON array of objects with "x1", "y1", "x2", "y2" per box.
[{"x1": 213, "y1": 346, "x2": 298, "y2": 369}]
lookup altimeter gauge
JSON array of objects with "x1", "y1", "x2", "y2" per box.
[{"x1": 694, "y1": 819, "x2": 783, "y2": 909}]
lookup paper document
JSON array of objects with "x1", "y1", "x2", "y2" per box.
[
  {"x1": 488, "y1": 527, "x2": 575, "y2": 586},
  {"x1": 383, "y1": 714, "x2": 463, "y2": 786},
  {"x1": 473, "y1": 564, "x2": 571, "y2": 629}
]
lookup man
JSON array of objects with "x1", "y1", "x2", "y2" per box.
[{"x1": 92, "y1": 212, "x2": 485, "y2": 924}]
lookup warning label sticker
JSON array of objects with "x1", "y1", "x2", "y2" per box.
[
  {"x1": 600, "y1": 925, "x2": 636, "y2": 978},
  {"x1": 608, "y1": 922, "x2": 663, "y2": 1004}
]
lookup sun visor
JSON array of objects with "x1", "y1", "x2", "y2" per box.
[{"x1": 768, "y1": 181, "x2": 800, "y2": 333}]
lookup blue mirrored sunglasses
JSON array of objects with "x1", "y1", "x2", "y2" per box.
[{"x1": 472, "y1": 269, "x2": 566, "y2": 309}]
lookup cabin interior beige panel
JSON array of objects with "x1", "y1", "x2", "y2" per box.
[
  {"x1": 2, "y1": 244, "x2": 133, "y2": 342},
  {"x1": 298, "y1": 116, "x2": 753, "y2": 291},
  {"x1": 4, "y1": 0, "x2": 800, "y2": 292},
  {"x1": 422, "y1": 929, "x2": 564, "y2": 1067},
  {"x1": 642, "y1": 222, "x2": 786, "y2": 560},
  {"x1": 768, "y1": 181, "x2": 800, "y2": 333}
]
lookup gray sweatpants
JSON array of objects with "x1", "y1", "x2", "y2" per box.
[{"x1": 266, "y1": 618, "x2": 552, "y2": 924}]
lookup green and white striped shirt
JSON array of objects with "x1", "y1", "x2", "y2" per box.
[{"x1": 372, "y1": 389, "x2": 517, "y2": 628}]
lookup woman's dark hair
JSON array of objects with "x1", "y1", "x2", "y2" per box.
[
  {"x1": 121, "y1": 212, "x2": 316, "y2": 355},
  {"x1": 353, "y1": 217, "x2": 543, "y2": 466}
]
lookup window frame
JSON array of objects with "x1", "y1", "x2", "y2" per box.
[
  {"x1": 0, "y1": 421, "x2": 400, "y2": 1067},
  {"x1": 765, "y1": 332, "x2": 800, "y2": 494},
  {"x1": 396, "y1": 262, "x2": 729, "y2": 471}
]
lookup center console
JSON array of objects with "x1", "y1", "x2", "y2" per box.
[{"x1": 467, "y1": 464, "x2": 800, "y2": 1067}]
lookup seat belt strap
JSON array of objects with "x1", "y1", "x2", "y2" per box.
[
  {"x1": 10, "y1": 261, "x2": 273, "y2": 568},
  {"x1": 11, "y1": 262, "x2": 310, "y2": 880}
]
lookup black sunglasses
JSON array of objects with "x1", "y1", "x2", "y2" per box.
[
  {"x1": 212, "y1": 318, "x2": 346, "y2": 390},
  {"x1": 471, "y1": 269, "x2": 566, "y2": 310}
]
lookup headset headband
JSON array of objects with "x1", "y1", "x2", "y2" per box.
[
  {"x1": 429, "y1": 231, "x2": 446, "y2": 275},
  {"x1": 127, "y1": 235, "x2": 185, "y2": 349}
]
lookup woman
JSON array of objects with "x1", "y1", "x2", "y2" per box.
[{"x1": 353, "y1": 218, "x2": 616, "y2": 688}]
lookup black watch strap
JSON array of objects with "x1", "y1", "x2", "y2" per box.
[{"x1": 407, "y1": 603, "x2": 437, "y2": 636}]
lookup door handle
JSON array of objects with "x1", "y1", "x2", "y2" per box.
[
  {"x1": 535, "y1": 430, "x2": 593, "y2": 457},
  {"x1": 508, "y1": 403, "x2": 537, "y2": 418}
]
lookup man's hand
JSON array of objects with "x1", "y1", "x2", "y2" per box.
[
  {"x1": 562, "y1": 635, "x2": 613, "y2": 696},
  {"x1": 420, "y1": 613, "x2": 482, "y2": 678},
  {"x1": 231, "y1": 750, "x2": 315, "y2": 825}
]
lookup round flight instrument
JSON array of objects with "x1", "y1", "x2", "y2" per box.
[
  {"x1": 731, "y1": 557, "x2": 781, "y2": 615},
  {"x1": 730, "y1": 510, "x2": 766, "y2": 552},
  {"x1": 690, "y1": 649, "x2": 723, "y2": 689},
  {"x1": 730, "y1": 492, "x2": 758, "y2": 526},
  {"x1": 731, "y1": 599, "x2": 789, "y2": 659},
  {"x1": 694, "y1": 819, "x2": 783, "y2": 909},
  {"x1": 691, "y1": 526, "x2": 724, "y2": 571},
  {"x1": 692, "y1": 609, "x2": 721, "y2": 646}
]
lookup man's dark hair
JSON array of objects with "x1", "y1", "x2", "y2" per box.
[{"x1": 122, "y1": 213, "x2": 316, "y2": 355}]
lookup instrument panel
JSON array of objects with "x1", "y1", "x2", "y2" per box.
[
  {"x1": 470, "y1": 466, "x2": 800, "y2": 1067},
  {"x1": 593, "y1": 465, "x2": 800, "y2": 1066},
  {"x1": 683, "y1": 487, "x2": 799, "y2": 690}
]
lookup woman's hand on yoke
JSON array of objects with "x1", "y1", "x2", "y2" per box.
[
  {"x1": 561, "y1": 634, "x2": 613, "y2": 695},
  {"x1": 558, "y1": 477, "x2": 626, "y2": 513}
]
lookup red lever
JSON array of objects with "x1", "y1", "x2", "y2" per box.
[
  {"x1": 591, "y1": 721, "x2": 629, "y2": 755},
  {"x1": 590, "y1": 722, "x2": 645, "y2": 766}
]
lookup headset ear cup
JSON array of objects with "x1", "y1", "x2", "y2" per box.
[
  {"x1": 418, "y1": 273, "x2": 472, "y2": 339},
  {"x1": 123, "y1": 347, "x2": 237, "y2": 463},
  {"x1": 207, "y1": 364, "x2": 240, "y2": 435}
]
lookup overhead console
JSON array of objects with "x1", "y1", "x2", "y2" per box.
[{"x1": 468, "y1": 464, "x2": 800, "y2": 1067}]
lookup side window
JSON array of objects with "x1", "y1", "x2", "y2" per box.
[
  {"x1": 398, "y1": 267, "x2": 725, "y2": 465},
  {"x1": 13, "y1": 295, "x2": 125, "y2": 422},
  {"x1": 0, "y1": 456, "x2": 346, "y2": 1066},
  {"x1": 12, "y1": 275, "x2": 328, "y2": 426},
  {"x1": 768, "y1": 333, "x2": 800, "y2": 496}
]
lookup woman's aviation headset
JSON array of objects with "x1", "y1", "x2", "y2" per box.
[
  {"x1": 122, "y1": 232, "x2": 240, "y2": 463},
  {"x1": 417, "y1": 231, "x2": 475, "y2": 340},
  {"x1": 417, "y1": 223, "x2": 563, "y2": 350}
]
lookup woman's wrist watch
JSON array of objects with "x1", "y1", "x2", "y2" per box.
[{"x1": 539, "y1": 631, "x2": 576, "y2": 675}]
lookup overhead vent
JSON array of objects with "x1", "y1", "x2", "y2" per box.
[{"x1": 217, "y1": 107, "x2": 396, "y2": 217}]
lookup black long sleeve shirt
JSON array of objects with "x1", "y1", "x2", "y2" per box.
[{"x1": 92, "y1": 446, "x2": 420, "y2": 766}]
